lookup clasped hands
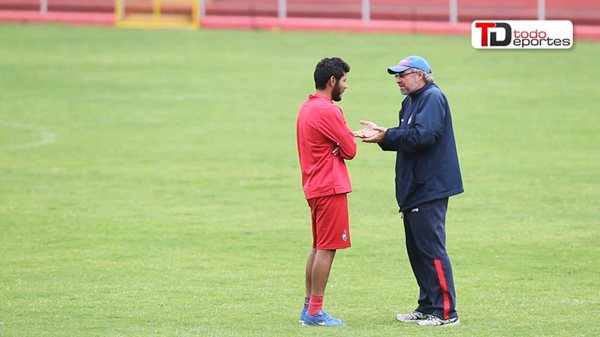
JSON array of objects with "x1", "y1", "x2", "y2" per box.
[{"x1": 352, "y1": 120, "x2": 387, "y2": 143}]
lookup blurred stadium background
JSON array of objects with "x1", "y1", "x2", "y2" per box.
[{"x1": 0, "y1": 0, "x2": 599, "y2": 37}]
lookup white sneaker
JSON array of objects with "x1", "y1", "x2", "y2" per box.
[
  {"x1": 396, "y1": 311, "x2": 427, "y2": 323},
  {"x1": 416, "y1": 315, "x2": 460, "y2": 327}
]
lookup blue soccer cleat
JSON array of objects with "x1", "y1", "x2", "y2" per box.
[
  {"x1": 302, "y1": 310, "x2": 344, "y2": 327},
  {"x1": 299, "y1": 308, "x2": 307, "y2": 323}
]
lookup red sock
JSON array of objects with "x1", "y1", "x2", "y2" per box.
[{"x1": 308, "y1": 295, "x2": 324, "y2": 316}]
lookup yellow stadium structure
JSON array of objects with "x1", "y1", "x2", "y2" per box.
[{"x1": 115, "y1": 0, "x2": 200, "y2": 29}]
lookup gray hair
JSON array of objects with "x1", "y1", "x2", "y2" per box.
[{"x1": 422, "y1": 71, "x2": 434, "y2": 83}]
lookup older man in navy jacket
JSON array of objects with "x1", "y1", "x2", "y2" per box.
[{"x1": 355, "y1": 55, "x2": 463, "y2": 327}]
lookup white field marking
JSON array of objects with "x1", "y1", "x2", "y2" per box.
[{"x1": 0, "y1": 119, "x2": 56, "y2": 150}]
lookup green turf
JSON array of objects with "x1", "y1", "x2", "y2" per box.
[{"x1": 0, "y1": 23, "x2": 599, "y2": 337}]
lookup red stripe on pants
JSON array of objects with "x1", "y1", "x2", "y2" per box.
[{"x1": 434, "y1": 259, "x2": 450, "y2": 320}]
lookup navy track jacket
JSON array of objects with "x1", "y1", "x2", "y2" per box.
[{"x1": 378, "y1": 82, "x2": 463, "y2": 212}]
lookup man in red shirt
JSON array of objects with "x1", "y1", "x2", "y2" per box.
[{"x1": 296, "y1": 57, "x2": 357, "y2": 327}]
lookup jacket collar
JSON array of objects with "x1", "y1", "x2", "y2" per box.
[{"x1": 409, "y1": 82, "x2": 434, "y2": 99}]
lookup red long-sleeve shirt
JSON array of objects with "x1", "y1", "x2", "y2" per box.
[{"x1": 296, "y1": 93, "x2": 357, "y2": 200}]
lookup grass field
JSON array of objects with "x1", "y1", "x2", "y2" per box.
[{"x1": 1, "y1": 23, "x2": 599, "y2": 337}]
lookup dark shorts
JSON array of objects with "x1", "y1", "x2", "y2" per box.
[{"x1": 307, "y1": 193, "x2": 351, "y2": 250}]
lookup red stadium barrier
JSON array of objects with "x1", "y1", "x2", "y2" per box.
[{"x1": 0, "y1": 0, "x2": 599, "y2": 39}]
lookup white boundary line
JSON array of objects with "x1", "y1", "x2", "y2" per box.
[{"x1": 0, "y1": 119, "x2": 56, "y2": 150}]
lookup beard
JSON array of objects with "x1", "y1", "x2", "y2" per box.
[{"x1": 332, "y1": 79, "x2": 342, "y2": 102}]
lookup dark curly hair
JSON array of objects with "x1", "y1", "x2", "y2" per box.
[{"x1": 313, "y1": 57, "x2": 350, "y2": 90}]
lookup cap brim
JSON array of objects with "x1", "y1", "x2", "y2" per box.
[{"x1": 387, "y1": 65, "x2": 410, "y2": 74}]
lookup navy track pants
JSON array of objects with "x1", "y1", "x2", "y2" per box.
[{"x1": 402, "y1": 197, "x2": 457, "y2": 320}]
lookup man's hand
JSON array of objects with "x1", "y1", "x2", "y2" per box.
[
  {"x1": 332, "y1": 144, "x2": 340, "y2": 156},
  {"x1": 353, "y1": 120, "x2": 387, "y2": 143},
  {"x1": 352, "y1": 120, "x2": 379, "y2": 138}
]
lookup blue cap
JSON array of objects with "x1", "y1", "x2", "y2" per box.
[{"x1": 387, "y1": 55, "x2": 432, "y2": 74}]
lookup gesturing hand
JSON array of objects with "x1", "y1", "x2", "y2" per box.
[{"x1": 353, "y1": 120, "x2": 387, "y2": 143}]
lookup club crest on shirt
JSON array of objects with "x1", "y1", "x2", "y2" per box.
[{"x1": 342, "y1": 231, "x2": 348, "y2": 241}]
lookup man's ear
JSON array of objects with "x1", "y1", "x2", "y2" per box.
[{"x1": 328, "y1": 76, "x2": 336, "y2": 87}]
